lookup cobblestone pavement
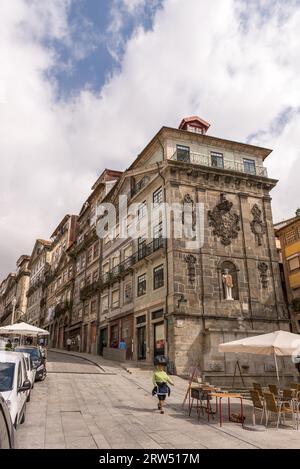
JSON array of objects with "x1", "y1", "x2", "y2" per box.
[{"x1": 16, "y1": 350, "x2": 300, "y2": 449}]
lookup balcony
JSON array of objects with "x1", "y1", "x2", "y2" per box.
[
  {"x1": 171, "y1": 151, "x2": 268, "y2": 177},
  {"x1": 80, "y1": 281, "x2": 100, "y2": 301},
  {"x1": 130, "y1": 175, "x2": 150, "y2": 198},
  {"x1": 54, "y1": 300, "x2": 71, "y2": 318},
  {"x1": 100, "y1": 237, "x2": 166, "y2": 288}
]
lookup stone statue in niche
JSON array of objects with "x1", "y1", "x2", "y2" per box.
[
  {"x1": 208, "y1": 193, "x2": 240, "y2": 246},
  {"x1": 250, "y1": 204, "x2": 266, "y2": 246},
  {"x1": 182, "y1": 193, "x2": 196, "y2": 233},
  {"x1": 185, "y1": 254, "x2": 196, "y2": 283},
  {"x1": 258, "y1": 262, "x2": 269, "y2": 288},
  {"x1": 222, "y1": 269, "x2": 234, "y2": 300}
]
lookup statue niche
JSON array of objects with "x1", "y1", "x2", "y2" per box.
[{"x1": 220, "y1": 261, "x2": 239, "y2": 301}]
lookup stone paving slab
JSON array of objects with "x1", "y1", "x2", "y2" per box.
[{"x1": 15, "y1": 350, "x2": 300, "y2": 449}]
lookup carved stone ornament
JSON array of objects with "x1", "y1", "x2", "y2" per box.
[
  {"x1": 208, "y1": 193, "x2": 240, "y2": 246},
  {"x1": 250, "y1": 204, "x2": 266, "y2": 246},
  {"x1": 182, "y1": 194, "x2": 196, "y2": 231},
  {"x1": 258, "y1": 262, "x2": 269, "y2": 289},
  {"x1": 185, "y1": 254, "x2": 196, "y2": 283}
]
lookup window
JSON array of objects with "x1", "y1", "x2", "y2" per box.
[
  {"x1": 63, "y1": 270, "x2": 68, "y2": 283},
  {"x1": 84, "y1": 303, "x2": 90, "y2": 316},
  {"x1": 80, "y1": 279, "x2": 85, "y2": 289},
  {"x1": 93, "y1": 242, "x2": 100, "y2": 259},
  {"x1": 138, "y1": 201, "x2": 147, "y2": 220},
  {"x1": 124, "y1": 245, "x2": 132, "y2": 260},
  {"x1": 176, "y1": 144, "x2": 190, "y2": 162},
  {"x1": 137, "y1": 274, "x2": 147, "y2": 297},
  {"x1": 243, "y1": 158, "x2": 256, "y2": 175},
  {"x1": 112, "y1": 255, "x2": 120, "y2": 268},
  {"x1": 153, "y1": 187, "x2": 163, "y2": 207},
  {"x1": 93, "y1": 270, "x2": 99, "y2": 282},
  {"x1": 87, "y1": 248, "x2": 93, "y2": 264},
  {"x1": 86, "y1": 274, "x2": 91, "y2": 286},
  {"x1": 211, "y1": 151, "x2": 224, "y2": 169},
  {"x1": 138, "y1": 237, "x2": 146, "y2": 260},
  {"x1": 124, "y1": 282, "x2": 132, "y2": 303},
  {"x1": 112, "y1": 289, "x2": 119, "y2": 308},
  {"x1": 152, "y1": 309, "x2": 164, "y2": 320},
  {"x1": 81, "y1": 255, "x2": 86, "y2": 269},
  {"x1": 68, "y1": 265, "x2": 73, "y2": 278},
  {"x1": 103, "y1": 262, "x2": 110, "y2": 273},
  {"x1": 136, "y1": 315, "x2": 146, "y2": 325},
  {"x1": 285, "y1": 230, "x2": 298, "y2": 245},
  {"x1": 288, "y1": 256, "x2": 300, "y2": 272},
  {"x1": 153, "y1": 264, "x2": 164, "y2": 289},
  {"x1": 102, "y1": 295, "x2": 109, "y2": 312},
  {"x1": 91, "y1": 300, "x2": 97, "y2": 314},
  {"x1": 153, "y1": 222, "x2": 163, "y2": 249}
]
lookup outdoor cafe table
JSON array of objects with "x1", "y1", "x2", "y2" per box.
[{"x1": 208, "y1": 392, "x2": 244, "y2": 428}]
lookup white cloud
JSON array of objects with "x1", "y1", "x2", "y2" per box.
[{"x1": 0, "y1": 0, "x2": 300, "y2": 278}]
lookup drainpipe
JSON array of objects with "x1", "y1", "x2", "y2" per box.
[{"x1": 156, "y1": 139, "x2": 171, "y2": 368}]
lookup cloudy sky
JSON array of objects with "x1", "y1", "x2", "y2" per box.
[{"x1": 0, "y1": 0, "x2": 300, "y2": 279}]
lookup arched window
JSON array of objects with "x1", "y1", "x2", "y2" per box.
[{"x1": 220, "y1": 261, "x2": 239, "y2": 300}]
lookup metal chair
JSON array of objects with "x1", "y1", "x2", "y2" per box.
[
  {"x1": 268, "y1": 384, "x2": 279, "y2": 397},
  {"x1": 249, "y1": 389, "x2": 265, "y2": 425},
  {"x1": 253, "y1": 382, "x2": 264, "y2": 398},
  {"x1": 263, "y1": 392, "x2": 297, "y2": 430}
]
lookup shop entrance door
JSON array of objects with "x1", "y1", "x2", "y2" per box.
[
  {"x1": 99, "y1": 328, "x2": 108, "y2": 356},
  {"x1": 137, "y1": 326, "x2": 146, "y2": 360},
  {"x1": 154, "y1": 322, "x2": 165, "y2": 359}
]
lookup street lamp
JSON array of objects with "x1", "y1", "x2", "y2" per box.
[{"x1": 11, "y1": 297, "x2": 17, "y2": 325}]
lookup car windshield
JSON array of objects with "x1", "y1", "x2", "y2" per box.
[
  {"x1": 15, "y1": 348, "x2": 41, "y2": 360},
  {"x1": 0, "y1": 362, "x2": 15, "y2": 392}
]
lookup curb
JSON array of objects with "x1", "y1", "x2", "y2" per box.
[{"x1": 49, "y1": 348, "x2": 107, "y2": 372}]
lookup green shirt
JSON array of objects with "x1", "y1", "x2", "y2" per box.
[{"x1": 152, "y1": 369, "x2": 174, "y2": 386}]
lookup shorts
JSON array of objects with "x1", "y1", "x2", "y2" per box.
[{"x1": 157, "y1": 394, "x2": 167, "y2": 401}]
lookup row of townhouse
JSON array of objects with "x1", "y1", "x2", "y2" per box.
[{"x1": 0, "y1": 116, "x2": 292, "y2": 379}]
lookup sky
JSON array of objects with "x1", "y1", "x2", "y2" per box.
[{"x1": 0, "y1": 0, "x2": 300, "y2": 279}]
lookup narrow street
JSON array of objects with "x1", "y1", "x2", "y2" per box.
[{"x1": 16, "y1": 351, "x2": 300, "y2": 449}]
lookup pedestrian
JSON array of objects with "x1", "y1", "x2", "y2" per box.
[
  {"x1": 118, "y1": 338, "x2": 127, "y2": 350},
  {"x1": 77, "y1": 334, "x2": 81, "y2": 352},
  {"x1": 5, "y1": 339, "x2": 12, "y2": 351},
  {"x1": 152, "y1": 357, "x2": 174, "y2": 414},
  {"x1": 66, "y1": 337, "x2": 72, "y2": 351}
]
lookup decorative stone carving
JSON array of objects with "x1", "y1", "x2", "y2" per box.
[
  {"x1": 185, "y1": 254, "x2": 196, "y2": 283},
  {"x1": 208, "y1": 193, "x2": 240, "y2": 246},
  {"x1": 182, "y1": 194, "x2": 196, "y2": 231},
  {"x1": 250, "y1": 204, "x2": 266, "y2": 246},
  {"x1": 258, "y1": 262, "x2": 269, "y2": 288}
]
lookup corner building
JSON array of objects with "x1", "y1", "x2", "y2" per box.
[{"x1": 98, "y1": 116, "x2": 289, "y2": 380}]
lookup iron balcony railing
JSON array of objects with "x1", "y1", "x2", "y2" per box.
[
  {"x1": 171, "y1": 151, "x2": 268, "y2": 177},
  {"x1": 130, "y1": 175, "x2": 150, "y2": 198},
  {"x1": 101, "y1": 237, "x2": 166, "y2": 287}
]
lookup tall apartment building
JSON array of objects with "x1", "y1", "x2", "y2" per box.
[
  {"x1": 69, "y1": 169, "x2": 122, "y2": 353},
  {"x1": 96, "y1": 116, "x2": 289, "y2": 377},
  {"x1": 0, "y1": 255, "x2": 30, "y2": 326},
  {"x1": 41, "y1": 215, "x2": 77, "y2": 348},
  {"x1": 26, "y1": 240, "x2": 52, "y2": 326},
  {"x1": 275, "y1": 210, "x2": 300, "y2": 332}
]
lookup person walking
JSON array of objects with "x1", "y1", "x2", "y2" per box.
[
  {"x1": 152, "y1": 358, "x2": 174, "y2": 414},
  {"x1": 66, "y1": 337, "x2": 72, "y2": 351}
]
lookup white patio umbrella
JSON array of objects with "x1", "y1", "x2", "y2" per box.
[
  {"x1": 219, "y1": 330, "x2": 300, "y2": 382},
  {"x1": 0, "y1": 322, "x2": 49, "y2": 337}
]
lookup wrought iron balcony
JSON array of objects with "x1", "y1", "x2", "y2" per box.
[
  {"x1": 171, "y1": 151, "x2": 268, "y2": 177},
  {"x1": 130, "y1": 175, "x2": 150, "y2": 198},
  {"x1": 80, "y1": 281, "x2": 100, "y2": 300},
  {"x1": 100, "y1": 237, "x2": 166, "y2": 288}
]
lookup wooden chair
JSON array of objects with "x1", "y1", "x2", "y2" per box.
[
  {"x1": 268, "y1": 384, "x2": 279, "y2": 397},
  {"x1": 263, "y1": 392, "x2": 297, "y2": 430},
  {"x1": 249, "y1": 390, "x2": 265, "y2": 425},
  {"x1": 253, "y1": 382, "x2": 264, "y2": 398}
]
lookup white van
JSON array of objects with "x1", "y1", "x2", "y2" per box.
[{"x1": 0, "y1": 351, "x2": 31, "y2": 428}]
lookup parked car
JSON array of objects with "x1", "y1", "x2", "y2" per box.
[
  {"x1": 20, "y1": 352, "x2": 36, "y2": 402},
  {"x1": 0, "y1": 351, "x2": 31, "y2": 429},
  {"x1": 0, "y1": 394, "x2": 15, "y2": 449},
  {"x1": 14, "y1": 346, "x2": 46, "y2": 381}
]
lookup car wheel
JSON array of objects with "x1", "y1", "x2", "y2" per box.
[{"x1": 20, "y1": 406, "x2": 26, "y2": 424}]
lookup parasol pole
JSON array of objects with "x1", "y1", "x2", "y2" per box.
[{"x1": 274, "y1": 352, "x2": 280, "y2": 383}]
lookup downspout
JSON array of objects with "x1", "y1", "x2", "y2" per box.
[{"x1": 156, "y1": 139, "x2": 170, "y2": 366}]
